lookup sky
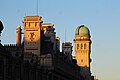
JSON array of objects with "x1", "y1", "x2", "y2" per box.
[{"x1": 0, "y1": 0, "x2": 120, "y2": 80}]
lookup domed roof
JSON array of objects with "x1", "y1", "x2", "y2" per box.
[
  {"x1": 0, "y1": 21, "x2": 4, "y2": 33},
  {"x1": 75, "y1": 25, "x2": 90, "y2": 37}
]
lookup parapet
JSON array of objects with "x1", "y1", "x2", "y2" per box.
[
  {"x1": 23, "y1": 16, "x2": 42, "y2": 22},
  {"x1": 4, "y1": 44, "x2": 17, "y2": 47}
]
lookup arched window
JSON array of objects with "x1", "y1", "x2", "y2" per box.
[
  {"x1": 29, "y1": 23, "x2": 30, "y2": 27},
  {"x1": 84, "y1": 43, "x2": 86, "y2": 49},
  {"x1": 25, "y1": 23, "x2": 26, "y2": 27},
  {"x1": 81, "y1": 44, "x2": 83, "y2": 49},
  {"x1": 81, "y1": 59, "x2": 83, "y2": 63},
  {"x1": 35, "y1": 23, "x2": 37, "y2": 27},
  {"x1": 77, "y1": 44, "x2": 79, "y2": 49}
]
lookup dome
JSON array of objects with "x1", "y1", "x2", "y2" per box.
[
  {"x1": 0, "y1": 21, "x2": 4, "y2": 33},
  {"x1": 75, "y1": 25, "x2": 90, "y2": 37}
]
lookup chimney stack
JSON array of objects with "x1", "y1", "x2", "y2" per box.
[{"x1": 16, "y1": 26, "x2": 21, "y2": 47}]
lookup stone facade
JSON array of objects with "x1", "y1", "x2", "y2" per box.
[{"x1": 0, "y1": 43, "x2": 82, "y2": 80}]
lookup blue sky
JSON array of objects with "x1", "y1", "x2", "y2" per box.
[{"x1": 1, "y1": 0, "x2": 120, "y2": 80}]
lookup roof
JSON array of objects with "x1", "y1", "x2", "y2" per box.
[{"x1": 75, "y1": 25, "x2": 90, "y2": 37}]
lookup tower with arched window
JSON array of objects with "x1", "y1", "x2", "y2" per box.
[
  {"x1": 23, "y1": 16, "x2": 43, "y2": 56},
  {"x1": 74, "y1": 25, "x2": 92, "y2": 80}
]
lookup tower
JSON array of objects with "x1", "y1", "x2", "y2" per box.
[
  {"x1": 16, "y1": 26, "x2": 21, "y2": 47},
  {"x1": 42, "y1": 23, "x2": 56, "y2": 51},
  {"x1": 23, "y1": 16, "x2": 43, "y2": 56},
  {"x1": 62, "y1": 42, "x2": 73, "y2": 61},
  {"x1": 74, "y1": 25, "x2": 92, "y2": 80}
]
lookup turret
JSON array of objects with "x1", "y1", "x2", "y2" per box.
[
  {"x1": 23, "y1": 16, "x2": 43, "y2": 56},
  {"x1": 74, "y1": 25, "x2": 92, "y2": 80},
  {"x1": 62, "y1": 42, "x2": 73, "y2": 61},
  {"x1": 16, "y1": 26, "x2": 22, "y2": 47}
]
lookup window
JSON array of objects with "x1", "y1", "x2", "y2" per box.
[
  {"x1": 25, "y1": 23, "x2": 26, "y2": 27},
  {"x1": 29, "y1": 23, "x2": 30, "y2": 27},
  {"x1": 39, "y1": 23, "x2": 41, "y2": 26},
  {"x1": 35, "y1": 23, "x2": 37, "y2": 27},
  {"x1": 84, "y1": 43, "x2": 86, "y2": 49},
  {"x1": 81, "y1": 44, "x2": 83, "y2": 49},
  {"x1": 77, "y1": 44, "x2": 79, "y2": 49},
  {"x1": 81, "y1": 59, "x2": 83, "y2": 62}
]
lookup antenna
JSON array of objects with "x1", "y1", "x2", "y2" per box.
[
  {"x1": 65, "y1": 29, "x2": 66, "y2": 42},
  {"x1": 36, "y1": 0, "x2": 38, "y2": 15}
]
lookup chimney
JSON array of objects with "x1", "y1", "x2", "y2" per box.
[{"x1": 16, "y1": 26, "x2": 21, "y2": 47}]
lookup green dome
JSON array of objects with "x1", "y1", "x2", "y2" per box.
[{"x1": 75, "y1": 25, "x2": 90, "y2": 36}]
